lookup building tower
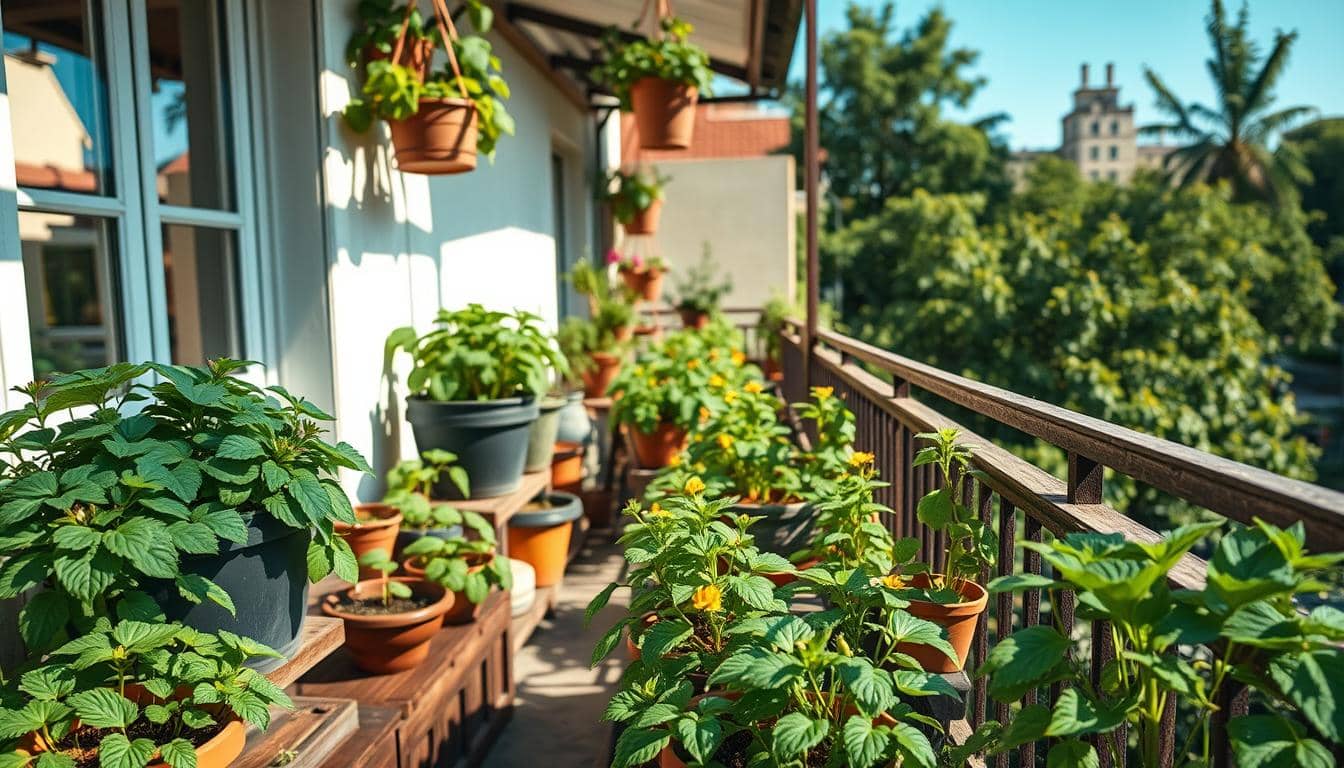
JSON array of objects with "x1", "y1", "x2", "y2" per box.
[{"x1": 1060, "y1": 63, "x2": 1138, "y2": 183}]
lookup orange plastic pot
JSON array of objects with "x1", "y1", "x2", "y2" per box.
[
  {"x1": 507, "y1": 492, "x2": 582, "y2": 587},
  {"x1": 629, "y1": 422, "x2": 687, "y2": 468},
  {"x1": 321, "y1": 577, "x2": 453, "y2": 674},
  {"x1": 623, "y1": 198, "x2": 664, "y2": 235},
  {"x1": 390, "y1": 98, "x2": 478, "y2": 175},
  {"x1": 552, "y1": 441, "x2": 584, "y2": 492},
  {"x1": 619, "y1": 266, "x2": 666, "y2": 303},
  {"x1": 336, "y1": 503, "x2": 403, "y2": 580},
  {"x1": 402, "y1": 552, "x2": 492, "y2": 625},
  {"x1": 895, "y1": 572, "x2": 988, "y2": 673},
  {"x1": 679, "y1": 308, "x2": 710, "y2": 330},
  {"x1": 613, "y1": 324, "x2": 635, "y2": 343},
  {"x1": 630, "y1": 77, "x2": 699, "y2": 149},
  {"x1": 582, "y1": 352, "x2": 623, "y2": 398}
]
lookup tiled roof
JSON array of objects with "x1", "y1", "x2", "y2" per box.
[{"x1": 621, "y1": 103, "x2": 791, "y2": 164}]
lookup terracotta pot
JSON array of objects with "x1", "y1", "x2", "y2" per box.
[
  {"x1": 619, "y1": 266, "x2": 667, "y2": 303},
  {"x1": 580, "y1": 488, "x2": 613, "y2": 527},
  {"x1": 552, "y1": 441, "x2": 585, "y2": 492},
  {"x1": 623, "y1": 198, "x2": 664, "y2": 235},
  {"x1": 362, "y1": 38, "x2": 434, "y2": 81},
  {"x1": 389, "y1": 98, "x2": 478, "y2": 175},
  {"x1": 765, "y1": 555, "x2": 821, "y2": 587},
  {"x1": 630, "y1": 77, "x2": 699, "y2": 150},
  {"x1": 582, "y1": 352, "x2": 622, "y2": 398},
  {"x1": 402, "y1": 552, "x2": 492, "y2": 625},
  {"x1": 679, "y1": 308, "x2": 710, "y2": 330},
  {"x1": 21, "y1": 714, "x2": 245, "y2": 768},
  {"x1": 321, "y1": 577, "x2": 453, "y2": 674},
  {"x1": 625, "y1": 613, "x2": 659, "y2": 661},
  {"x1": 895, "y1": 572, "x2": 989, "y2": 673},
  {"x1": 629, "y1": 422, "x2": 687, "y2": 468},
  {"x1": 763, "y1": 357, "x2": 783, "y2": 382},
  {"x1": 507, "y1": 492, "x2": 583, "y2": 587},
  {"x1": 336, "y1": 504, "x2": 403, "y2": 580},
  {"x1": 613, "y1": 324, "x2": 635, "y2": 343}
]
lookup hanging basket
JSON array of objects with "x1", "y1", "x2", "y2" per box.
[
  {"x1": 622, "y1": 197, "x2": 663, "y2": 235},
  {"x1": 391, "y1": 98, "x2": 479, "y2": 174},
  {"x1": 630, "y1": 77, "x2": 698, "y2": 150}
]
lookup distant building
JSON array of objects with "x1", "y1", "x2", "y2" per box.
[{"x1": 1009, "y1": 63, "x2": 1175, "y2": 187}]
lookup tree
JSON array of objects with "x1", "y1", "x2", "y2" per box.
[
  {"x1": 1141, "y1": 0, "x2": 1315, "y2": 207},
  {"x1": 1284, "y1": 117, "x2": 1344, "y2": 284},
  {"x1": 825, "y1": 173, "x2": 1338, "y2": 519},
  {"x1": 792, "y1": 2, "x2": 1010, "y2": 222}
]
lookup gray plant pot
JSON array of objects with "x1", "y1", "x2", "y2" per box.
[
  {"x1": 405, "y1": 395, "x2": 540, "y2": 499},
  {"x1": 510, "y1": 491, "x2": 584, "y2": 528},
  {"x1": 525, "y1": 396, "x2": 567, "y2": 472},
  {"x1": 153, "y1": 513, "x2": 310, "y2": 672},
  {"x1": 555, "y1": 390, "x2": 592, "y2": 445},
  {"x1": 728, "y1": 500, "x2": 814, "y2": 558}
]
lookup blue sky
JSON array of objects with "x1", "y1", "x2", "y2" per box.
[{"x1": 787, "y1": 1, "x2": 1344, "y2": 149}]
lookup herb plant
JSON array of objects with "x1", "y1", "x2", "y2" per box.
[
  {"x1": 400, "y1": 510, "x2": 512, "y2": 605},
  {"x1": 670, "y1": 380, "x2": 800, "y2": 503},
  {"x1": 670, "y1": 246, "x2": 732, "y2": 316},
  {"x1": 908, "y1": 428, "x2": 996, "y2": 599},
  {"x1": 382, "y1": 449, "x2": 470, "y2": 525},
  {"x1": 606, "y1": 249, "x2": 666, "y2": 275},
  {"x1": 0, "y1": 361, "x2": 369, "y2": 654},
  {"x1": 590, "y1": 17, "x2": 714, "y2": 109},
  {"x1": 385, "y1": 305, "x2": 567, "y2": 402},
  {"x1": 356, "y1": 548, "x2": 411, "y2": 606},
  {"x1": 600, "y1": 167, "x2": 669, "y2": 225},
  {"x1": 557, "y1": 261, "x2": 635, "y2": 382},
  {"x1": 607, "y1": 337, "x2": 724, "y2": 435}
]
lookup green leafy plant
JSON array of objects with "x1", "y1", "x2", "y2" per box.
[
  {"x1": 667, "y1": 380, "x2": 800, "y2": 504},
  {"x1": 793, "y1": 453, "x2": 908, "y2": 575},
  {"x1": 343, "y1": 0, "x2": 439, "y2": 70},
  {"x1": 558, "y1": 261, "x2": 636, "y2": 381},
  {"x1": 590, "y1": 17, "x2": 714, "y2": 110},
  {"x1": 607, "y1": 336, "x2": 726, "y2": 435},
  {"x1": 971, "y1": 519, "x2": 1344, "y2": 767},
  {"x1": 907, "y1": 428, "x2": 996, "y2": 600},
  {"x1": 357, "y1": 548, "x2": 411, "y2": 605},
  {"x1": 381, "y1": 449, "x2": 470, "y2": 527},
  {"x1": 670, "y1": 246, "x2": 732, "y2": 316},
  {"x1": 0, "y1": 360, "x2": 370, "y2": 654},
  {"x1": 795, "y1": 386, "x2": 858, "y2": 496},
  {"x1": 400, "y1": 510, "x2": 511, "y2": 605},
  {"x1": 385, "y1": 305, "x2": 567, "y2": 402},
  {"x1": 600, "y1": 167, "x2": 669, "y2": 225},
  {"x1": 606, "y1": 249, "x2": 666, "y2": 275},
  {"x1": 0, "y1": 620, "x2": 292, "y2": 768},
  {"x1": 756, "y1": 295, "x2": 793, "y2": 371}
]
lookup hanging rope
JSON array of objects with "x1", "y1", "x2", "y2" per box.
[{"x1": 390, "y1": 0, "x2": 470, "y2": 101}]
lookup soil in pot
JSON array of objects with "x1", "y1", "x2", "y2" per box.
[
  {"x1": 390, "y1": 98, "x2": 478, "y2": 174},
  {"x1": 630, "y1": 77, "x2": 699, "y2": 150},
  {"x1": 402, "y1": 552, "x2": 493, "y2": 625},
  {"x1": 679, "y1": 308, "x2": 710, "y2": 330},
  {"x1": 338, "y1": 503, "x2": 403, "y2": 580},
  {"x1": 894, "y1": 572, "x2": 988, "y2": 673},
  {"x1": 321, "y1": 577, "x2": 453, "y2": 674},
  {"x1": 508, "y1": 492, "x2": 583, "y2": 587},
  {"x1": 25, "y1": 719, "x2": 245, "y2": 768},
  {"x1": 582, "y1": 353, "x2": 623, "y2": 398},
  {"x1": 629, "y1": 422, "x2": 687, "y2": 468},
  {"x1": 525, "y1": 396, "x2": 567, "y2": 473},
  {"x1": 405, "y1": 395, "x2": 539, "y2": 499},
  {"x1": 623, "y1": 198, "x2": 664, "y2": 236}
]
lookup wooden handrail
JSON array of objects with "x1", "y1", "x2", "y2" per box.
[{"x1": 798, "y1": 324, "x2": 1344, "y2": 549}]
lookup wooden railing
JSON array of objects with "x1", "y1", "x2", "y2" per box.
[{"x1": 776, "y1": 321, "x2": 1344, "y2": 767}]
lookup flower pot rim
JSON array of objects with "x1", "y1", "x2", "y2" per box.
[
  {"x1": 407, "y1": 393, "x2": 537, "y2": 408},
  {"x1": 900, "y1": 572, "x2": 990, "y2": 614},
  {"x1": 321, "y1": 577, "x2": 453, "y2": 627},
  {"x1": 552, "y1": 440, "x2": 584, "y2": 459},
  {"x1": 414, "y1": 95, "x2": 478, "y2": 111},
  {"x1": 618, "y1": 263, "x2": 667, "y2": 276},
  {"x1": 337, "y1": 503, "x2": 403, "y2": 532},
  {"x1": 510, "y1": 491, "x2": 583, "y2": 528},
  {"x1": 589, "y1": 351, "x2": 622, "y2": 364},
  {"x1": 23, "y1": 717, "x2": 245, "y2": 767}
]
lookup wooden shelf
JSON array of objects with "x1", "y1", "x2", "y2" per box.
[
  {"x1": 235, "y1": 697, "x2": 358, "y2": 768},
  {"x1": 510, "y1": 585, "x2": 555, "y2": 654},
  {"x1": 266, "y1": 617, "x2": 344, "y2": 689}
]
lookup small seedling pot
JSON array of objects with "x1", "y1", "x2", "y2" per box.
[
  {"x1": 337, "y1": 503, "x2": 403, "y2": 580},
  {"x1": 321, "y1": 577, "x2": 453, "y2": 674},
  {"x1": 507, "y1": 491, "x2": 583, "y2": 587},
  {"x1": 402, "y1": 551, "x2": 493, "y2": 625}
]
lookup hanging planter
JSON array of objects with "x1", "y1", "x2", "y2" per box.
[
  {"x1": 341, "y1": 0, "x2": 513, "y2": 175},
  {"x1": 592, "y1": 17, "x2": 713, "y2": 150},
  {"x1": 601, "y1": 167, "x2": 670, "y2": 235}
]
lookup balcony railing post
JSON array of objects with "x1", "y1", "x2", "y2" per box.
[
  {"x1": 1068, "y1": 452, "x2": 1103, "y2": 504},
  {"x1": 802, "y1": 0, "x2": 819, "y2": 391}
]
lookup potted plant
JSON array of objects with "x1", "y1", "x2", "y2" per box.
[
  {"x1": 607, "y1": 250, "x2": 668, "y2": 304},
  {"x1": 756, "y1": 295, "x2": 792, "y2": 381},
  {"x1": 591, "y1": 17, "x2": 713, "y2": 150},
  {"x1": 342, "y1": 1, "x2": 513, "y2": 174},
  {"x1": 378, "y1": 450, "x2": 471, "y2": 555},
  {"x1": 551, "y1": 440, "x2": 585, "y2": 493},
  {"x1": 560, "y1": 261, "x2": 636, "y2": 398},
  {"x1": 344, "y1": 0, "x2": 438, "y2": 80},
  {"x1": 321, "y1": 548, "x2": 453, "y2": 674},
  {"x1": 401, "y1": 509, "x2": 511, "y2": 624},
  {"x1": 670, "y1": 247, "x2": 731, "y2": 329},
  {"x1": 0, "y1": 360, "x2": 370, "y2": 663},
  {"x1": 507, "y1": 491, "x2": 584, "y2": 587},
  {"x1": 1, "y1": 620, "x2": 292, "y2": 768},
  {"x1": 608, "y1": 359, "x2": 697, "y2": 469},
  {"x1": 601, "y1": 167, "x2": 670, "y2": 235},
  {"x1": 386, "y1": 305, "x2": 567, "y2": 498},
  {"x1": 338, "y1": 502, "x2": 404, "y2": 580},
  {"x1": 960, "y1": 519, "x2": 1344, "y2": 768}
]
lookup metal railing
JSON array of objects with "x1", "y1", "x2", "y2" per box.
[{"x1": 776, "y1": 321, "x2": 1344, "y2": 767}]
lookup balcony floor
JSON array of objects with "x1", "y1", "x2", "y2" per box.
[{"x1": 483, "y1": 533, "x2": 628, "y2": 767}]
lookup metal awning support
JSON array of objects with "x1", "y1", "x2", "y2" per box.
[{"x1": 803, "y1": 0, "x2": 819, "y2": 387}]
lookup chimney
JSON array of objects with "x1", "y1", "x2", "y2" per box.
[
  {"x1": 1106, "y1": 62, "x2": 1114, "y2": 87},
  {"x1": 1081, "y1": 63, "x2": 1090, "y2": 88}
]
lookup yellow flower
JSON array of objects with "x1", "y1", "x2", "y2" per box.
[
  {"x1": 881, "y1": 574, "x2": 905, "y2": 590},
  {"x1": 849, "y1": 451, "x2": 875, "y2": 467},
  {"x1": 724, "y1": 390, "x2": 738, "y2": 404},
  {"x1": 814, "y1": 386, "x2": 834, "y2": 399},
  {"x1": 669, "y1": 453, "x2": 682, "y2": 467},
  {"x1": 744, "y1": 381, "x2": 764, "y2": 394},
  {"x1": 717, "y1": 434, "x2": 734, "y2": 450},
  {"x1": 691, "y1": 584, "x2": 722, "y2": 612},
  {"x1": 649, "y1": 502, "x2": 669, "y2": 517},
  {"x1": 647, "y1": 377, "x2": 658, "y2": 387},
  {"x1": 698, "y1": 406, "x2": 711, "y2": 421},
  {"x1": 684, "y1": 476, "x2": 706, "y2": 495},
  {"x1": 709, "y1": 349, "x2": 721, "y2": 361},
  {"x1": 732, "y1": 350, "x2": 746, "y2": 366},
  {"x1": 687, "y1": 359, "x2": 700, "y2": 370},
  {"x1": 708, "y1": 374, "x2": 726, "y2": 388}
]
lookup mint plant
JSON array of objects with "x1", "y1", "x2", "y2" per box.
[
  {"x1": 401, "y1": 510, "x2": 512, "y2": 606},
  {"x1": 0, "y1": 361, "x2": 370, "y2": 653},
  {"x1": 382, "y1": 449, "x2": 471, "y2": 524}
]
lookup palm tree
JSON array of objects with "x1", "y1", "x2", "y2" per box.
[{"x1": 1141, "y1": 0, "x2": 1315, "y2": 207}]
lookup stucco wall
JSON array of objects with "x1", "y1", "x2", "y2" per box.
[
  {"x1": 316, "y1": 1, "x2": 600, "y2": 498},
  {"x1": 633, "y1": 155, "x2": 796, "y2": 311}
]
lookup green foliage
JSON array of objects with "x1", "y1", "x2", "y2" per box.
[
  {"x1": 977, "y1": 519, "x2": 1344, "y2": 767},
  {"x1": 386, "y1": 305, "x2": 567, "y2": 402},
  {"x1": 590, "y1": 17, "x2": 714, "y2": 110},
  {"x1": 794, "y1": 455, "x2": 901, "y2": 575},
  {"x1": 557, "y1": 262, "x2": 636, "y2": 380},
  {"x1": 0, "y1": 620, "x2": 291, "y2": 767},
  {"x1": 607, "y1": 329, "x2": 754, "y2": 434},
  {"x1": 1284, "y1": 117, "x2": 1344, "y2": 294},
  {"x1": 600, "y1": 168, "x2": 669, "y2": 225},
  {"x1": 669, "y1": 247, "x2": 732, "y2": 315},
  {"x1": 381, "y1": 449, "x2": 470, "y2": 527},
  {"x1": 1141, "y1": 0, "x2": 1315, "y2": 207},
  {"x1": 755, "y1": 294, "x2": 794, "y2": 366},
  {"x1": 908, "y1": 429, "x2": 996, "y2": 594},
  {"x1": 400, "y1": 510, "x2": 511, "y2": 605},
  {"x1": 0, "y1": 360, "x2": 370, "y2": 652},
  {"x1": 356, "y1": 548, "x2": 412, "y2": 605},
  {"x1": 342, "y1": 0, "x2": 439, "y2": 69}
]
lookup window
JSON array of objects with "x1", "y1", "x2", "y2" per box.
[
  {"x1": 1090, "y1": 171, "x2": 1100, "y2": 181},
  {"x1": 1107, "y1": 171, "x2": 1117, "y2": 181},
  {"x1": 1109, "y1": 145, "x2": 1119, "y2": 160},
  {"x1": 1091, "y1": 121, "x2": 1099, "y2": 136},
  {"x1": 4, "y1": 0, "x2": 258, "y2": 376},
  {"x1": 1089, "y1": 146, "x2": 1100, "y2": 161},
  {"x1": 1111, "y1": 120, "x2": 1119, "y2": 136}
]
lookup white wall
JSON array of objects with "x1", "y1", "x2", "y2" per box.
[{"x1": 316, "y1": 1, "x2": 598, "y2": 499}]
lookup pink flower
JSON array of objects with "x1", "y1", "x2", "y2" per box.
[
  {"x1": 605, "y1": 249, "x2": 622, "y2": 265},
  {"x1": 630, "y1": 253, "x2": 644, "y2": 268}
]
